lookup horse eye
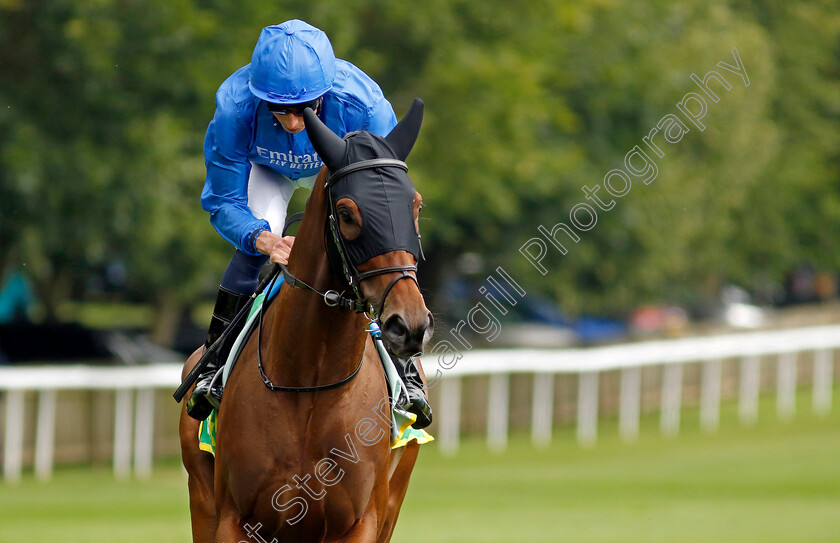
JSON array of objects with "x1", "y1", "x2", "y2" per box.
[{"x1": 338, "y1": 209, "x2": 353, "y2": 223}]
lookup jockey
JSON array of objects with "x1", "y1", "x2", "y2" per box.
[{"x1": 187, "y1": 20, "x2": 432, "y2": 428}]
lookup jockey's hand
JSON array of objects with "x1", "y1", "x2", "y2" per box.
[{"x1": 255, "y1": 231, "x2": 295, "y2": 265}]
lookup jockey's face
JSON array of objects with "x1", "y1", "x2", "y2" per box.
[
  {"x1": 268, "y1": 97, "x2": 322, "y2": 135},
  {"x1": 273, "y1": 111, "x2": 306, "y2": 134}
]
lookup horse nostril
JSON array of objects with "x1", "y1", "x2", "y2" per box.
[
  {"x1": 382, "y1": 315, "x2": 409, "y2": 344},
  {"x1": 383, "y1": 313, "x2": 431, "y2": 357}
]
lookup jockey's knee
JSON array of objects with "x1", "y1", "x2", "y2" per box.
[{"x1": 221, "y1": 250, "x2": 269, "y2": 294}]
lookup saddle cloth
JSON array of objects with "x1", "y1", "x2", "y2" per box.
[{"x1": 198, "y1": 275, "x2": 433, "y2": 455}]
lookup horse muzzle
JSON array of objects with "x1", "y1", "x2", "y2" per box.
[{"x1": 381, "y1": 310, "x2": 434, "y2": 358}]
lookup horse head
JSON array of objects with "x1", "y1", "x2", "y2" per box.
[{"x1": 304, "y1": 99, "x2": 433, "y2": 357}]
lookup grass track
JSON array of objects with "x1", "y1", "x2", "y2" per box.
[{"x1": 1, "y1": 390, "x2": 838, "y2": 543}]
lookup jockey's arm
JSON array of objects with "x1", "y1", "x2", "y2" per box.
[{"x1": 202, "y1": 90, "x2": 272, "y2": 256}]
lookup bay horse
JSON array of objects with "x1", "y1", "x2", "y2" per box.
[{"x1": 179, "y1": 99, "x2": 433, "y2": 542}]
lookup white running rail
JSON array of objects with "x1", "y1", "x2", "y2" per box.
[{"x1": 0, "y1": 325, "x2": 836, "y2": 481}]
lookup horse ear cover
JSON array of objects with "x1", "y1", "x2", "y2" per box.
[
  {"x1": 304, "y1": 99, "x2": 424, "y2": 168},
  {"x1": 385, "y1": 98, "x2": 424, "y2": 160},
  {"x1": 303, "y1": 107, "x2": 347, "y2": 171}
]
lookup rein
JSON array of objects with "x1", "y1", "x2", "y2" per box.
[
  {"x1": 280, "y1": 262, "x2": 368, "y2": 313},
  {"x1": 279, "y1": 212, "x2": 369, "y2": 312},
  {"x1": 256, "y1": 268, "x2": 366, "y2": 393}
]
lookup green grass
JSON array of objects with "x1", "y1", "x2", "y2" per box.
[
  {"x1": 0, "y1": 461, "x2": 191, "y2": 542},
  {"x1": 1, "y1": 390, "x2": 839, "y2": 543},
  {"x1": 396, "y1": 392, "x2": 840, "y2": 543}
]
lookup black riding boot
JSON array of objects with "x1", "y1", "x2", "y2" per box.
[
  {"x1": 186, "y1": 286, "x2": 251, "y2": 421},
  {"x1": 390, "y1": 355, "x2": 433, "y2": 429}
]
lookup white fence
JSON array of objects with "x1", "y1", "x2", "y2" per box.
[
  {"x1": 0, "y1": 324, "x2": 837, "y2": 482},
  {"x1": 0, "y1": 364, "x2": 180, "y2": 483},
  {"x1": 427, "y1": 324, "x2": 838, "y2": 454}
]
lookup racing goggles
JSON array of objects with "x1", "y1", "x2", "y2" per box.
[{"x1": 267, "y1": 97, "x2": 323, "y2": 116}]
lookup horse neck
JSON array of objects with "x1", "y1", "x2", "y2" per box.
[{"x1": 262, "y1": 170, "x2": 368, "y2": 384}]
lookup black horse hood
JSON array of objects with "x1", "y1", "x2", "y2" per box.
[{"x1": 304, "y1": 100, "x2": 424, "y2": 267}]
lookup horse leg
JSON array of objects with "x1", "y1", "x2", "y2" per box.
[
  {"x1": 332, "y1": 464, "x2": 392, "y2": 543},
  {"x1": 215, "y1": 509, "x2": 249, "y2": 543},
  {"x1": 335, "y1": 513, "x2": 381, "y2": 543},
  {"x1": 332, "y1": 444, "x2": 419, "y2": 543},
  {"x1": 377, "y1": 442, "x2": 419, "y2": 543},
  {"x1": 180, "y1": 347, "x2": 219, "y2": 543}
]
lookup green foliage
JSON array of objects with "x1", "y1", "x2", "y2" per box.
[
  {"x1": 0, "y1": 0, "x2": 838, "y2": 331},
  {"x1": 0, "y1": 0, "x2": 236, "y2": 329}
]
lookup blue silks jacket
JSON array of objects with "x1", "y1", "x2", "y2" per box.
[{"x1": 201, "y1": 60, "x2": 397, "y2": 255}]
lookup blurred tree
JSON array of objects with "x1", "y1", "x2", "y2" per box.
[
  {"x1": 730, "y1": 0, "x2": 840, "y2": 288},
  {"x1": 516, "y1": 0, "x2": 781, "y2": 314},
  {"x1": 0, "y1": 0, "x2": 838, "y2": 347},
  {"x1": 0, "y1": 0, "x2": 229, "y2": 343}
]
